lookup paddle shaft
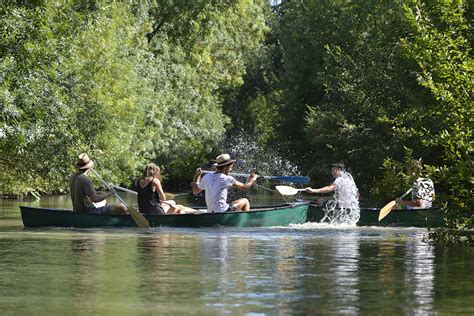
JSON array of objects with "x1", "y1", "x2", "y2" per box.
[
  {"x1": 202, "y1": 170, "x2": 310, "y2": 184},
  {"x1": 90, "y1": 169, "x2": 129, "y2": 206},
  {"x1": 115, "y1": 184, "x2": 175, "y2": 202},
  {"x1": 113, "y1": 185, "x2": 200, "y2": 214},
  {"x1": 400, "y1": 189, "x2": 412, "y2": 199},
  {"x1": 113, "y1": 185, "x2": 189, "y2": 198}
]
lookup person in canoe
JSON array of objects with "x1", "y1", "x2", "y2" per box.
[
  {"x1": 191, "y1": 154, "x2": 257, "y2": 213},
  {"x1": 396, "y1": 160, "x2": 435, "y2": 209},
  {"x1": 135, "y1": 163, "x2": 185, "y2": 214},
  {"x1": 69, "y1": 153, "x2": 128, "y2": 214},
  {"x1": 187, "y1": 160, "x2": 217, "y2": 206},
  {"x1": 305, "y1": 162, "x2": 359, "y2": 209}
]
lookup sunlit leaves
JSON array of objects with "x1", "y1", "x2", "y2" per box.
[{"x1": 0, "y1": 0, "x2": 269, "y2": 195}]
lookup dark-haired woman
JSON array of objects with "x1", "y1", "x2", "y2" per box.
[{"x1": 136, "y1": 163, "x2": 183, "y2": 214}]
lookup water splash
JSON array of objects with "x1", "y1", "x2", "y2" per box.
[
  {"x1": 321, "y1": 172, "x2": 360, "y2": 226},
  {"x1": 218, "y1": 132, "x2": 302, "y2": 202},
  {"x1": 220, "y1": 132, "x2": 302, "y2": 177}
]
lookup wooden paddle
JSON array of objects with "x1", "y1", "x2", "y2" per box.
[
  {"x1": 378, "y1": 189, "x2": 412, "y2": 221},
  {"x1": 275, "y1": 185, "x2": 306, "y2": 196},
  {"x1": 90, "y1": 169, "x2": 150, "y2": 228}
]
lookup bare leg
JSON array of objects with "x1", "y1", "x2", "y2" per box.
[
  {"x1": 161, "y1": 200, "x2": 184, "y2": 214},
  {"x1": 170, "y1": 205, "x2": 186, "y2": 214},
  {"x1": 232, "y1": 198, "x2": 250, "y2": 212},
  {"x1": 110, "y1": 203, "x2": 128, "y2": 215}
]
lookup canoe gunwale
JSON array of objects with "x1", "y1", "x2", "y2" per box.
[
  {"x1": 20, "y1": 202, "x2": 310, "y2": 228},
  {"x1": 307, "y1": 203, "x2": 444, "y2": 227},
  {"x1": 20, "y1": 202, "x2": 307, "y2": 217}
]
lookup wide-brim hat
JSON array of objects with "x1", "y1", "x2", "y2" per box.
[
  {"x1": 212, "y1": 154, "x2": 236, "y2": 167},
  {"x1": 330, "y1": 162, "x2": 345, "y2": 170},
  {"x1": 76, "y1": 153, "x2": 94, "y2": 170}
]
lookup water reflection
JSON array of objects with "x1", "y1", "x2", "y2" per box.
[
  {"x1": 405, "y1": 238, "x2": 435, "y2": 315},
  {"x1": 274, "y1": 238, "x2": 306, "y2": 314},
  {"x1": 0, "y1": 196, "x2": 472, "y2": 315},
  {"x1": 330, "y1": 233, "x2": 360, "y2": 315},
  {"x1": 70, "y1": 238, "x2": 101, "y2": 313}
]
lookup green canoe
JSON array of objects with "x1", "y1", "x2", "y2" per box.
[
  {"x1": 20, "y1": 202, "x2": 309, "y2": 228},
  {"x1": 307, "y1": 203, "x2": 444, "y2": 227}
]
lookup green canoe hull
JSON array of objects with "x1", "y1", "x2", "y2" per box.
[
  {"x1": 20, "y1": 202, "x2": 309, "y2": 228},
  {"x1": 307, "y1": 203, "x2": 444, "y2": 227}
]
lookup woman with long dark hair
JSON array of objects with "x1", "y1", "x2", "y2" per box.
[{"x1": 136, "y1": 163, "x2": 183, "y2": 214}]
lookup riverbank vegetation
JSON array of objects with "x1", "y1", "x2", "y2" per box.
[{"x1": 1, "y1": 0, "x2": 471, "y2": 242}]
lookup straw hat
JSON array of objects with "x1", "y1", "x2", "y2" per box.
[
  {"x1": 213, "y1": 154, "x2": 236, "y2": 167},
  {"x1": 76, "y1": 153, "x2": 94, "y2": 170}
]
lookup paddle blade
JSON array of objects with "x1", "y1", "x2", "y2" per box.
[
  {"x1": 276, "y1": 185, "x2": 300, "y2": 196},
  {"x1": 129, "y1": 207, "x2": 150, "y2": 228},
  {"x1": 164, "y1": 192, "x2": 176, "y2": 200},
  {"x1": 378, "y1": 200, "x2": 397, "y2": 221}
]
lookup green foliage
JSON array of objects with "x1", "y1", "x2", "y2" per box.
[
  {"x1": 240, "y1": 0, "x2": 471, "y2": 242},
  {"x1": 399, "y1": 0, "x2": 473, "y2": 241},
  {"x1": 222, "y1": 7, "x2": 282, "y2": 146},
  {"x1": 370, "y1": 149, "x2": 415, "y2": 205},
  {"x1": 273, "y1": 1, "x2": 426, "y2": 189},
  {"x1": 0, "y1": 0, "x2": 269, "y2": 195}
]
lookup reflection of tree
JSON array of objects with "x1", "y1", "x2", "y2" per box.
[
  {"x1": 356, "y1": 235, "x2": 435, "y2": 314},
  {"x1": 135, "y1": 233, "x2": 207, "y2": 312},
  {"x1": 70, "y1": 237, "x2": 105, "y2": 313},
  {"x1": 356, "y1": 239, "x2": 406, "y2": 314},
  {"x1": 274, "y1": 237, "x2": 305, "y2": 314},
  {"x1": 136, "y1": 235, "x2": 172, "y2": 301}
]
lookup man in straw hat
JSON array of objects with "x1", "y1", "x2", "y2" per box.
[
  {"x1": 191, "y1": 154, "x2": 257, "y2": 213},
  {"x1": 69, "y1": 153, "x2": 128, "y2": 214}
]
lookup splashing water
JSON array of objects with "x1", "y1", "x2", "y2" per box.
[
  {"x1": 321, "y1": 172, "x2": 360, "y2": 225},
  {"x1": 220, "y1": 132, "x2": 301, "y2": 177},
  {"x1": 217, "y1": 132, "x2": 303, "y2": 201}
]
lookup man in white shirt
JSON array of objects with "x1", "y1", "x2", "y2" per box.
[
  {"x1": 191, "y1": 154, "x2": 257, "y2": 213},
  {"x1": 305, "y1": 162, "x2": 359, "y2": 209}
]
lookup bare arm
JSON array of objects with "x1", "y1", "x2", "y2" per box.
[
  {"x1": 89, "y1": 190, "x2": 114, "y2": 203},
  {"x1": 396, "y1": 198, "x2": 423, "y2": 207},
  {"x1": 232, "y1": 173, "x2": 257, "y2": 190},
  {"x1": 305, "y1": 183, "x2": 336, "y2": 194},
  {"x1": 191, "y1": 168, "x2": 202, "y2": 195},
  {"x1": 152, "y1": 178, "x2": 167, "y2": 201}
]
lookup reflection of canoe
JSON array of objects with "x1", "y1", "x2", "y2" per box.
[
  {"x1": 307, "y1": 203, "x2": 444, "y2": 227},
  {"x1": 20, "y1": 202, "x2": 309, "y2": 228}
]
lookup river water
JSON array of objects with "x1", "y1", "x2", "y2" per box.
[{"x1": 1, "y1": 194, "x2": 473, "y2": 315}]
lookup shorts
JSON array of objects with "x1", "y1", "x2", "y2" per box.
[
  {"x1": 91, "y1": 205, "x2": 114, "y2": 214},
  {"x1": 224, "y1": 205, "x2": 237, "y2": 213},
  {"x1": 143, "y1": 207, "x2": 165, "y2": 215}
]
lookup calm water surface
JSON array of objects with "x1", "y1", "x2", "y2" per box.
[{"x1": 0, "y1": 194, "x2": 473, "y2": 315}]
